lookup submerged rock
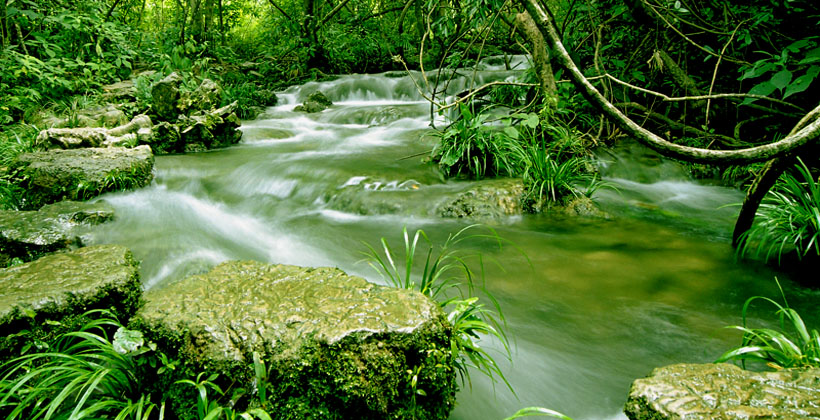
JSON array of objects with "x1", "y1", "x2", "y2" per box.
[
  {"x1": 0, "y1": 200, "x2": 115, "y2": 264},
  {"x1": 0, "y1": 245, "x2": 142, "y2": 361},
  {"x1": 295, "y1": 91, "x2": 333, "y2": 113},
  {"x1": 437, "y1": 178, "x2": 525, "y2": 219},
  {"x1": 10, "y1": 145, "x2": 154, "y2": 209},
  {"x1": 624, "y1": 363, "x2": 820, "y2": 420},
  {"x1": 134, "y1": 261, "x2": 456, "y2": 419}
]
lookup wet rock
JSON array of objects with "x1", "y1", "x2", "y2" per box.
[
  {"x1": 0, "y1": 201, "x2": 115, "y2": 264},
  {"x1": 134, "y1": 261, "x2": 456, "y2": 419},
  {"x1": 560, "y1": 196, "x2": 611, "y2": 219},
  {"x1": 239, "y1": 126, "x2": 293, "y2": 142},
  {"x1": 624, "y1": 363, "x2": 820, "y2": 420},
  {"x1": 152, "y1": 72, "x2": 183, "y2": 121},
  {"x1": 254, "y1": 89, "x2": 278, "y2": 106},
  {"x1": 10, "y1": 145, "x2": 154, "y2": 209},
  {"x1": 147, "y1": 121, "x2": 183, "y2": 154},
  {"x1": 179, "y1": 78, "x2": 222, "y2": 114},
  {"x1": 35, "y1": 114, "x2": 153, "y2": 150},
  {"x1": 176, "y1": 101, "x2": 242, "y2": 153},
  {"x1": 0, "y1": 244, "x2": 142, "y2": 361},
  {"x1": 294, "y1": 91, "x2": 333, "y2": 113},
  {"x1": 437, "y1": 178, "x2": 524, "y2": 219}
]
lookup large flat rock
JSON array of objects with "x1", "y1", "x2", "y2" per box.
[
  {"x1": 0, "y1": 245, "x2": 142, "y2": 358},
  {"x1": 624, "y1": 363, "x2": 820, "y2": 420},
  {"x1": 0, "y1": 200, "x2": 114, "y2": 265},
  {"x1": 134, "y1": 261, "x2": 456, "y2": 419},
  {"x1": 10, "y1": 145, "x2": 154, "y2": 209}
]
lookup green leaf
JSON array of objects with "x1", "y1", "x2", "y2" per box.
[
  {"x1": 113, "y1": 327, "x2": 145, "y2": 354},
  {"x1": 743, "y1": 81, "x2": 777, "y2": 104},
  {"x1": 799, "y1": 47, "x2": 820, "y2": 65},
  {"x1": 770, "y1": 70, "x2": 793, "y2": 91},
  {"x1": 503, "y1": 126, "x2": 519, "y2": 140},
  {"x1": 784, "y1": 67, "x2": 820, "y2": 99},
  {"x1": 95, "y1": 42, "x2": 103, "y2": 57}
]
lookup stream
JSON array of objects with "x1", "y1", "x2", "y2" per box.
[{"x1": 84, "y1": 58, "x2": 819, "y2": 420}]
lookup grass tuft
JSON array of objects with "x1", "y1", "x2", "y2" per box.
[{"x1": 716, "y1": 279, "x2": 820, "y2": 370}]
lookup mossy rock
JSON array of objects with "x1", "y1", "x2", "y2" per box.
[
  {"x1": 133, "y1": 261, "x2": 456, "y2": 420},
  {"x1": 0, "y1": 200, "x2": 115, "y2": 264},
  {"x1": 0, "y1": 244, "x2": 143, "y2": 362},
  {"x1": 10, "y1": 145, "x2": 154, "y2": 209},
  {"x1": 437, "y1": 178, "x2": 525, "y2": 219},
  {"x1": 625, "y1": 363, "x2": 820, "y2": 420}
]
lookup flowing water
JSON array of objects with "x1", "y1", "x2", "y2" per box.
[{"x1": 83, "y1": 59, "x2": 819, "y2": 420}]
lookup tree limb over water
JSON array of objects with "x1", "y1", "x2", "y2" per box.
[{"x1": 521, "y1": 0, "x2": 820, "y2": 166}]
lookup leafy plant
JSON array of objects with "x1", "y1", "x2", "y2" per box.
[
  {"x1": 174, "y1": 355, "x2": 272, "y2": 420},
  {"x1": 432, "y1": 104, "x2": 514, "y2": 179},
  {"x1": 362, "y1": 225, "x2": 515, "y2": 391},
  {"x1": 736, "y1": 158, "x2": 820, "y2": 263},
  {"x1": 716, "y1": 281, "x2": 820, "y2": 370},
  {"x1": 0, "y1": 310, "x2": 164, "y2": 419}
]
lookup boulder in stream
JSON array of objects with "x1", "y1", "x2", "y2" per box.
[
  {"x1": 0, "y1": 244, "x2": 142, "y2": 362},
  {"x1": 133, "y1": 261, "x2": 456, "y2": 419},
  {"x1": 10, "y1": 145, "x2": 154, "y2": 209},
  {"x1": 175, "y1": 101, "x2": 243, "y2": 153},
  {"x1": 294, "y1": 91, "x2": 333, "y2": 113},
  {"x1": 437, "y1": 178, "x2": 525, "y2": 219},
  {"x1": 178, "y1": 78, "x2": 223, "y2": 114},
  {"x1": 0, "y1": 200, "x2": 115, "y2": 265},
  {"x1": 624, "y1": 363, "x2": 820, "y2": 420}
]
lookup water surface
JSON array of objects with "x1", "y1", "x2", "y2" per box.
[{"x1": 84, "y1": 62, "x2": 818, "y2": 420}]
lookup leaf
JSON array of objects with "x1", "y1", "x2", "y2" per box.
[
  {"x1": 770, "y1": 70, "x2": 793, "y2": 91},
  {"x1": 784, "y1": 67, "x2": 820, "y2": 99},
  {"x1": 743, "y1": 81, "x2": 777, "y2": 105},
  {"x1": 113, "y1": 327, "x2": 145, "y2": 354},
  {"x1": 503, "y1": 126, "x2": 519, "y2": 140},
  {"x1": 95, "y1": 42, "x2": 103, "y2": 57},
  {"x1": 799, "y1": 47, "x2": 820, "y2": 65}
]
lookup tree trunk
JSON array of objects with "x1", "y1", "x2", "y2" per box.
[
  {"x1": 218, "y1": 0, "x2": 225, "y2": 45},
  {"x1": 514, "y1": 10, "x2": 556, "y2": 98},
  {"x1": 520, "y1": 0, "x2": 820, "y2": 165},
  {"x1": 1, "y1": 0, "x2": 7, "y2": 50}
]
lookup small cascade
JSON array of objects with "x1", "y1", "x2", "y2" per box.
[{"x1": 81, "y1": 56, "x2": 817, "y2": 420}]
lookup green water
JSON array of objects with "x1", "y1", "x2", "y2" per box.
[{"x1": 84, "y1": 63, "x2": 819, "y2": 420}]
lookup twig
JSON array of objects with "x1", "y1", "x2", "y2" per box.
[
  {"x1": 602, "y1": 73, "x2": 804, "y2": 111},
  {"x1": 706, "y1": 21, "x2": 746, "y2": 126},
  {"x1": 641, "y1": 0, "x2": 750, "y2": 66}
]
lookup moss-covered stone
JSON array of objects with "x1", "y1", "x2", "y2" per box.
[
  {"x1": 437, "y1": 178, "x2": 525, "y2": 219},
  {"x1": 0, "y1": 245, "x2": 143, "y2": 362},
  {"x1": 0, "y1": 200, "x2": 115, "y2": 264},
  {"x1": 624, "y1": 363, "x2": 820, "y2": 420},
  {"x1": 10, "y1": 145, "x2": 154, "y2": 209},
  {"x1": 133, "y1": 261, "x2": 456, "y2": 419}
]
